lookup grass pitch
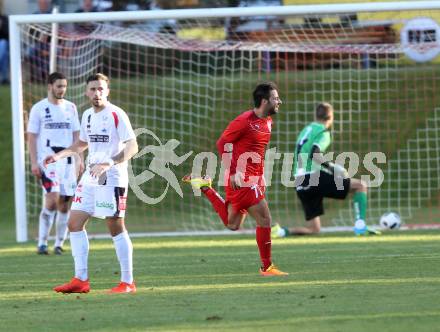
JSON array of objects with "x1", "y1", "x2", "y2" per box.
[{"x1": 1, "y1": 231, "x2": 440, "y2": 332}]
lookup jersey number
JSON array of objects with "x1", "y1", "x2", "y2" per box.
[{"x1": 251, "y1": 184, "x2": 262, "y2": 198}]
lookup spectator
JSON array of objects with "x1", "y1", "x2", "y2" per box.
[
  {"x1": 0, "y1": 13, "x2": 9, "y2": 84},
  {"x1": 108, "y1": 0, "x2": 127, "y2": 11},
  {"x1": 27, "y1": 0, "x2": 52, "y2": 83},
  {"x1": 75, "y1": 0, "x2": 99, "y2": 13},
  {"x1": 34, "y1": 0, "x2": 52, "y2": 14},
  {"x1": 74, "y1": 0, "x2": 100, "y2": 34}
]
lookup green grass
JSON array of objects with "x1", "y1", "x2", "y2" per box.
[
  {"x1": 0, "y1": 85, "x2": 15, "y2": 241},
  {"x1": 1, "y1": 231, "x2": 440, "y2": 331}
]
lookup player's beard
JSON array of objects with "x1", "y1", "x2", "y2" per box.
[
  {"x1": 93, "y1": 98, "x2": 106, "y2": 109},
  {"x1": 50, "y1": 91, "x2": 64, "y2": 100},
  {"x1": 268, "y1": 105, "x2": 279, "y2": 116}
]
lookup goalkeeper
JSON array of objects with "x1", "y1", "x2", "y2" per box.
[{"x1": 272, "y1": 102, "x2": 380, "y2": 237}]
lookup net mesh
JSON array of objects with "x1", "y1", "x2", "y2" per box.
[{"x1": 19, "y1": 6, "x2": 440, "y2": 236}]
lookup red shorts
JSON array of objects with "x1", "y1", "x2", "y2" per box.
[{"x1": 225, "y1": 184, "x2": 265, "y2": 213}]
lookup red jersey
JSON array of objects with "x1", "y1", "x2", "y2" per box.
[{"x1": 216, "y1": 110, "x2": 272, "y2": 186}]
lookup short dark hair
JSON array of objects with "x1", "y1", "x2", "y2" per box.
[
  {"x1": 86, "y1": 73, "x2": 109, "y2": 85},
  {"x1": 253, "y1": 81, "x2": 278, "y2": 108},
  {"x1": 48, "y1": 72, "x2": 66, "y2": 85},
  {"x1": 315, "y1": 102, "x2": 333, "y2": 121}
]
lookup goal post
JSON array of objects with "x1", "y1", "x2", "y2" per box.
[
  {"x1": 10, "y1": 15, "x2": 27, "y2": 242},
  {"x1": 10, "y1": 1, "x2": 440, "y2": 242}
]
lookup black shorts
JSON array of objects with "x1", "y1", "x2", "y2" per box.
[{"x1": 295, "y1": 171, "x2": 350, "y2": 221}]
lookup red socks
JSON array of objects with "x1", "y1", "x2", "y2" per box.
[
  {"x1": 201, "y1": 189, "x2": 272, "y2": 269},
  {"x1": 202, "y1": 187, "x2": 228, "y2": 227},
  {"x1": 256, "y1": 226, "x2": 272, "y2": 270}
]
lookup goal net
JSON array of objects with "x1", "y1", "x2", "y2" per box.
[{"x1": 11, "y1": 2, "x2": 440, "y2": 240}]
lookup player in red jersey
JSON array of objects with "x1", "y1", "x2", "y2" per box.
[{"x1": 183, "y1": 82, "x2": 288, "y2": 276}]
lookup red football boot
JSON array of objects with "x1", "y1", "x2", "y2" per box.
[
  {"x1": 109, "y1": 281, "x2": 136, "y2": 294},
  {"x1": 53, "y1": 278, "x2": 90, "y2": 293}
]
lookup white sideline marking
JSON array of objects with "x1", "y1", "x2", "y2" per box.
[{"x1": 43, "y1": 223, "x2": 440, "y2": 240}]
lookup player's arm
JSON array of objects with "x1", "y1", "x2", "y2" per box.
[
  {"x1": 112, "y1": 138, "x2": 139, "y2": 164},
  {"x1": 46, "y1": 108, "x2": 89, "y2": 167},
  {"x1": 89, "y1": 138, "x2": 138, "y2": 178},
  {"x1": 312, "y1": 146, "x2": 330, "y2": 168},
  {"x1": 216, "y1": 116, "x2": 248, "y2": 190},
  {"x1": 110, "y1": 110, "x2": 138, "y2": 165},
  {"x1": 27, "y1": 133, "x2": 41, "y2": 178},
  {"x1": 216, "y1": 117, "x2": 247, "y2": 155},
  {"x1": 72, "y1": 131, "x2": 85, "y2": 175},
  {"x1": 44, "y1": 139, "x2": 88, "y2": 166},
  {"x1": 310, "y1": 131, "x2": 337, "y2": 173},
  {"x1": 71, "y1": 105, "x2": 85, "y2": 175},
  {"x1": 27, "y1": 106, "x2": 42, "y2": 178},
  {"x1": 312, "y1": 146, "x2": 347, "y2": 178}
]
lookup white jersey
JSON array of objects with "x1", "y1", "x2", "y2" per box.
[
  {"x1": 27, "y1": 98, "x2": 80, "y2": 164},
  {"x1": 79, "y1": 103, "x2": 136, "y2": 187}
]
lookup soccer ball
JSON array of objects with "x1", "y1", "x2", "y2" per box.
[{"x1": 379, "y1": 212, "x2": 401, "y2": 229}]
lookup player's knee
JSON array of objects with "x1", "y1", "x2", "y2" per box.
[
  {"x1": 227, "y1": 225, "x2": 240, "y2": 231},
  {"x1": 67, "y1": 220, "x2": 81, "y2": 232},
  {"x1": 359, "y1": 180, "x2": 368, "y2": 193},
  {"x1": 45, "y1": 201, "x2": 57, "y2": 211},
  {"x1": 106, "y1": 217, "x2": 126, "y2": 236},
  {"x1": 67, "y1": 221, "x2": 75, "y2": 232},
  {"x1": 258, "y1": 216, "x2": 271, "y2": 228},
  {"x1": 352, "y1": 179, "x2": 368, "y2": 193},
  {"x1": 309, "y1": 224, "x2": 321, "y2": 233},
  {"x1": 43, "y1": 206, "x2": 56, "y2": 214},
  {"x1": 59, "y1": 207, "x2": 69, "y2": 214},
  {"x1": 227, "y1": 214, "x2": 243, "y2": 231},
  {"x1": 57, "y1": 203, "x2": 69, "y2": 213},
  {"x1": 227, "y1": 223, "x2": 240, "y2": 231}
]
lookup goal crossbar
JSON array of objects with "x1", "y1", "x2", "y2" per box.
[{"x1": 9, "y1": 1, "x2": 440, "y2": 24}]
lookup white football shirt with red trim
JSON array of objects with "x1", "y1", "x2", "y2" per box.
[
  {"x1": 79, "y1": 102, "x2": 136, "y2": 187},
  {"x1": 27, "y1": 98, "x2": 80, "y2": 164}
]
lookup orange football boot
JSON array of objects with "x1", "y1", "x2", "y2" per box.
[
  {"x1": 53, "y1": 278, "x2": 90, "y2": 293},
  {"x1": 109, "y1": 281, "x2": 137, "y2": 294},
  {"x1": 259, "y1": 264, "x2": 289, "y2": 276}
]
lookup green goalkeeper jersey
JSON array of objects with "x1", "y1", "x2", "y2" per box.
[{"x1": 293, "y1": 122, "x2": 331, "y2": 176}]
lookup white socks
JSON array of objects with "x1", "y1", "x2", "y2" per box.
[
  {"x1": 70, "y1": 230, "x2": 89, "y2": 281},
  {"x1": 112, "y1": 231, "x2": 133, "y2": 284},
  {"x1": 37, "y1": 209, "x2": 69, "y2": 248},
  {"x1": 38, "y1": 208, "x2": 56, "y2": 247},
  {"x1": 68, "y1": 230, "x2": 132, "y2": 284},
  {"x1": 54, "y1": 212, "x2": 69, "y2": 248}
]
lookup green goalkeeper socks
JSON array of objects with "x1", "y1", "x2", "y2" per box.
[{"x1": 353, "y1": 192, "x2": 367, "y2": 221}]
